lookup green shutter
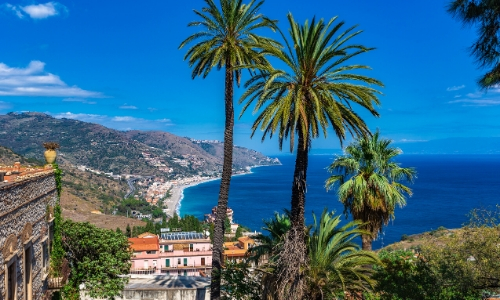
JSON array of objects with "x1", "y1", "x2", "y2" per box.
[
  {"x1": 165, "y1": 259, "x2": 170, "y2": 267},
  {"x1": 183, "y1": 258, "x2": 187, "y2": 266}
]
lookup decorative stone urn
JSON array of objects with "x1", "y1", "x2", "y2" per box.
[{"x1": 43, "y1": 142, "x2": 60, "y2": 164}]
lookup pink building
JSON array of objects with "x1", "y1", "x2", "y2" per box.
[{"x1": 129, "y1": 232, "x2": 212, "y2": 277}]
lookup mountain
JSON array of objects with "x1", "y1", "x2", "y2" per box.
[{"x1": 0, "y1": 112, "x2": 280, "y2": 176}]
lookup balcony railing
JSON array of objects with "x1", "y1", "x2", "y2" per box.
[
  {"x1": 130, "y1": 265, "x2": 212, "y2": 275},
  {"x1": 160, "y1": 264, "x2": 212, "y2": 270},
  {"x1": 160, "y1": 250, "x2": 212, "y2": 257}
]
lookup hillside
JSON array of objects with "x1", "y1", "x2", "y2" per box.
[
  {"x1": 0, "y1": 144, "x2": 145, "y2": 230},
  {"x1": 0, "y1": 112, "x2": 280, "y2": 177}
]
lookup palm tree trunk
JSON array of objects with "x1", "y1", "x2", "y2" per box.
[
  {"x1": 211, "y1": 59, "x2": 234, "y2": 300},
  {"x1": 361, "y1": 234, "x2": 372, "y2": 251},
  {"x1": 277, "y1": 131, "x2": 309, "y2": 300},
  {"x1": 291, "y1": 133, "x2": 308, "y2": 230}
]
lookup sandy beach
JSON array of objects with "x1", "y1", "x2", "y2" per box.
[
  {"x1": 163, "y1": 165, "x2": 273, "y2": 218},
  {"x1": 164, "y1": 178, "x2": 220, "y2": 217}
]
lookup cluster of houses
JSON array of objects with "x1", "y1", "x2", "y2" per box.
[{"x1": 128, "y1": 230, "x2": 258, "y2": 277}]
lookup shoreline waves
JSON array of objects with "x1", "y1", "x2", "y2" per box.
[{"x1": 167, "y1": 164, "x2": 277, "y2": 217}]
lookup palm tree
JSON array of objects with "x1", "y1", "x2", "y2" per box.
[
  {"x1": 448, "y1": 0, "x2": 500, "y2": 88},
  {"x1": 249, "y1": 211, "x2": 291, "y2": 265},
  {"x1": 240, "y1": 13, "x2": 383, "y2": 297},
  {"x1": 179, "y1": 1, "x2": 276, "y2": 298},
  {"x1": 250, "y1": 210, "x2": 380, "y2": 299},
  {"x1": 307, "y1": 209, "x2": 380, "y2": 299},
  {"x1": 326, "y1": 131, "x2": 416, "y2": 251}
]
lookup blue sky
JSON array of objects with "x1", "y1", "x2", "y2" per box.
[{"x1": 0, "y1": 0, "x2": 496, "y2": 154}]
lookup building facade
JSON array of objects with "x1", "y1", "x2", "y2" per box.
[
  {"x1": 129, "y1": 232, "x2": 212, "y2": 277},
  {"x1": 0, "y1": 164, "x2": 57, "y2": 300}
]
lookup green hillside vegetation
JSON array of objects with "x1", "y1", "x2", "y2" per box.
[
  {"x1": 0, "y1": 112, "x2": 280, "y2": 177},
  {"x1": 115, "y1": 198, "x2": 165, "y2": 219}
]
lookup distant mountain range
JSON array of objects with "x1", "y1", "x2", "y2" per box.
[{"x1": 0, "y1": 112, "x2": 280, "y2": 176}]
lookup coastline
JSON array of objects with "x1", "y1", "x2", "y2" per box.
[
  {"x1": 164, "y1": 177, "x2": 220, "y2": 217},
  {"x1": 168, "y1": 163, "x2": 281, "y2": 217}
]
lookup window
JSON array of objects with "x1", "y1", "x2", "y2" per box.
[
  {"x1": 165, "y1": 259, "x2": 170, "y2": 267},
  {"x1": 183, "y1": 270, "x2": 187, "y2": 276},
  {"x1": 183, "y1": 258, "x2": 187, "y2": 267},
  {"x1": 146, "y1": 250, "x2": 156, "y2": 254},
  {"x1": 42, "y1": 241, "x2": 49, "y2": 274},
  {"x1": 189, "y1": 244, "x2": 193, "y2": 251},
  {"x1": 177, "y1": 258, "x2": 181, "y2": 265},
  {"x1": 164, "y1": 245, "x2": 169, "y2": 251},
  {"x1": 24, "y1": 245, "x2": 33, "y2": 300},
  {"x1": 7, "y1": 260, "x2": 16, "y2": 300}
]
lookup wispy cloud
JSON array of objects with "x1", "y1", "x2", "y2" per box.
[
  {"x1": 119, "y1": 104, "x2": 138, "y2": 110},
  {"x1": 62, "y1": 98, "x2": 96, "y2": 104},
  {"x1": 0, "y1": 61, "x2": 103, "y2": 97},
  {"x1": 398, "y1": 138, "x2": 428, "y2": 143},
  {"x1": 446, "y1": 85, "x2": 465, "y2": 92},
  {"x1": 448, "y1": 99, "x2": 500, "y2": 107},
  {"x1": 51, "y1": 112, "x2": 174, "y2": 130},
  {"x1": 2, "y1": 2, "x2": 67, "y2": 19}
]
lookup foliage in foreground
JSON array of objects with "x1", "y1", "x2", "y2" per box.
[
  {"x1": 61, "y1": 220, "x2": 132, "y2": 299},
  {"x1": 373, "y1": 224, "x2": 500, "y2": 300},
  {"x1": 238, "y1": 209, "x2": 380, "y2": 299}
]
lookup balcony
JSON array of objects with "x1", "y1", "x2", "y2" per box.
[
  {"x1": 160, "y1": 264, "x2": 212, "y2": 271},
  {"x1": 160, "y1": 250, "x2": 212, "y2": 257}
]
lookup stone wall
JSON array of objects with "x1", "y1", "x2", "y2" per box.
[
  {"x1": 0, "y1": 172, "x2": 57, "y2": 300},
  {"x1": 81, "y1": 288, "x2": 209, "y2": 300}
]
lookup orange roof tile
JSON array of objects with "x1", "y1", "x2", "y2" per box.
[
  {"x1": 238, "y1": 236, "x2": 254, "y2": 243},
  {"x1": 128, "y1": 236, "x2": 159, "y2": 251}
]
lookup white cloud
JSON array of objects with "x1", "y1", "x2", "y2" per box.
[
  {"x1": 119, "y1": 104, "x2": 138, "y2": 110},
  {"x1": 446, "y1": 85, "x2": 465, "y2": 91},
  {"x1": 112, "y1": 116, "x2": 136, "y2": 122},
  {"x1": 3, "y1": 2, "x2": 67, "y2": 19},
  {"x1": 62, "y1": 98, "x2": 96, "y2": 104},
  {"x1": 5, "y1": 3, "x2": 23, "y2": 18},
  {"x1": 0, "y1": 61, "x2": 103, "y2": 98},
  {"x1": 448, "y1": 99, "x2": 500, "y2": 106},
  {"x1": 399, "y1": 138, "x2": 428, "y2": 143},
  {"x1": 51, "y1": 112, "x2": 174, "y2": 130}
]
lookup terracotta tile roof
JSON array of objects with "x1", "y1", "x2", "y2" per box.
[
  {"x1": 128, "y1": 236, "x2": 159, "y2": 251},
  {"x1": 238, "y1": 236, "x2": 254, "y2": 243}
]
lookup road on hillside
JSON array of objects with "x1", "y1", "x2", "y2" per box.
[{"x1": 124, "y1": 176, "x2": 153, "y2": 199}]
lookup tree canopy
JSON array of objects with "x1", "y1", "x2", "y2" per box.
[{"x1": 61, "y1": 220, "x2": 132, "y2": 299}]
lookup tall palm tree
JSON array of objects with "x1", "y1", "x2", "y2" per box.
[
  {"x1": 448, "y1": 0, "x2": 500, "y2": 88},
  {"x1": 240, "y1": 13, "x2": 383, "y2": 297},
  {"x1": 179, "y1": 1, "x2": 276, "y2": 298},
  {"x1": 307, "y1": 209, "x2": 380, "y2": 299},
  {"x1": 326, "y1": 131, "x2": 416, "y2": 251}
]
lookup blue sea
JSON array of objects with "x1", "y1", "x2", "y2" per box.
[{"x1": 180, "y1": 154, "x2": 500, "y2": 249}]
